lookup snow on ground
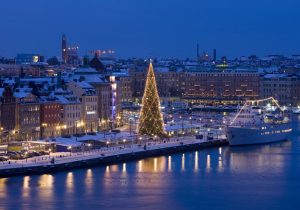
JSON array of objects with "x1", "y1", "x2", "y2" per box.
[{"x1": 0, "y1": 135, "x2": 226, "y2": 170}]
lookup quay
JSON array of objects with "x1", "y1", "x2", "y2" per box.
[{"x1": 0, "y1": 137, "x2": 227, "y2": 178}]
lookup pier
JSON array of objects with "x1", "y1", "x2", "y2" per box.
[{"x1": 0, "y1": 136, "x2": 227, "y2": 178}]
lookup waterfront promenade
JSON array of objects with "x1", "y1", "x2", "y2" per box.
[{"x1": 0, "y1": 135, "x2": 227, "y2": 177}]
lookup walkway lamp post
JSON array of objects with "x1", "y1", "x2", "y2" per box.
[
  {"x1": 180, "y1": 115, "x2": 184, "y2": 135},
  {"x1": 129, "y1": 118, "x2": 133, "y2": 137},
  {"x1": 41, "y1": 123, "x2": 47, "y2": 139},
  {"x1": 68, "y1": 146, "x2": 72, "y2": 156},
  {"x1": 0, "y1": 127, "x2": 3, "y2": 143}
]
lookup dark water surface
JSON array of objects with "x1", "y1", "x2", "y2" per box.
[{"x1": 1, "y1": 117, "x2": 300, "y2": 210}]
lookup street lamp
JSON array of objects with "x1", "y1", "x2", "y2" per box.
[
  {"x1": 0, "y1": 127, "x2": 3, "y2": 143},
  {"x1": 9, "y1": 129, "x2": 16, "y2": 143},
  {"x1": 179, "y1": 115, "x2": 184, "y2": 135},
  {"x1": 101, "y1": 119, "x2": 107, "y2": 138},
  {"x1": 87, "y1": 143, "x2": 92, "y2": 151},
  {"x1": 116, "y1": 115, "x2": 121, "y2": 127},
  {"x1": 68, "y1": 146, "x2": 72, "y2": 155},
  {"x1": 41, "y1": 123, "x2": 47, "y2": 139},
  {"x1": 128, "y1": 118, "x2": 133, "y2": 137}
]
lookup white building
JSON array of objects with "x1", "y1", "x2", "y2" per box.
[
  {"x1": 67, "y1": 81, "x2": 98, "y2": 133},
  {"x1": 53, "y1": 89, "x2": 82, "y2": 135}
]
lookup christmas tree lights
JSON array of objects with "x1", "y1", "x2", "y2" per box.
[{"x1": 138, "y1": 62, "x2": 165, "y2": 137}]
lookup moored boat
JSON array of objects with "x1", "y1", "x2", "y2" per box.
[{"x1": 227, "y1": 97, "x2": 292, "y2": 146}]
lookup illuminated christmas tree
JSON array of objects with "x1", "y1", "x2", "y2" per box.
[{"x1": 138, "y1": 62, "x2": 165, "y2": 136}]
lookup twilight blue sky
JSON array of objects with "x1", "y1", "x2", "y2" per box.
[{"x1": 0, "y1": 0, "x2": 300, "y2": 59}]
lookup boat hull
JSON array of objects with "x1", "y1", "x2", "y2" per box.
[{"x1": 227, "y1": 124, "x2": 292, "y2": 146}]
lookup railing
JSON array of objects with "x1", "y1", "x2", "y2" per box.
[{"x1": 0, "y1": 135, "x2": 226, "y2": 170}]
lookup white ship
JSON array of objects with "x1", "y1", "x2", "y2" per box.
[
  {"x1": 227, "y1": 97, "x2": 292, "y2": 146},
  {"x1": 292, "y1": 106, "x2": 300, "y2": 114}
]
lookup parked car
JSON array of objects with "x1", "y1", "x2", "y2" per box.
[{"x1": 0, "y1": 156, "x2": 8, "y2": 161}]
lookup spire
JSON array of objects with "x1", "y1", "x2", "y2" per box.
[
  {"x1": 138, "y1": 62, "x2": 165, "y2": 137},
  {"x1": 62, "y1": 34, "x2": 68, "y2": 64}
]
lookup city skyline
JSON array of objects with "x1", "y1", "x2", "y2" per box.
[
  {"x1": 1, "y1": 1, "x2": 300, "y2": 210},
  {"x1": 0, "y1": 0, "x2": 300, "y2": 58}
]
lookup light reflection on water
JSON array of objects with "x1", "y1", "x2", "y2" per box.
[
  {"x1": 85, "y1": 169, "x2": 93, "y2": 194},
  {"x1": 194, "y1": 151, "x2": 198, "y2": 172},
  {"x1": 0, "y1": 178, "x2": 7, "y2": 199},
  {"x1": 22, "y1": 176, "x2": 30, "y2": 198},
  {"x1": 65, "y1": 172, "x2": 74, "y2": 194},
  {"x1": 37, "y1": 174, "x2": 54, "y2": 201},
  {"x1": 0, "y1": 118, "x2": 299, "y2": 210},
  {"x1": 206, "y1": 154, "x2": 211, "y2": 170},
  {"x1": 168, "y1": 156, "x2": 172, "y2": 172},
  {"x1": 122, "y1": 163, "x2": 126, "y2": 174},
  {"x1": 181, "y1": 154, "x2": 185, "y2": 171}
]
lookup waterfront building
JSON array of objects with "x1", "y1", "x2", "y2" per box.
[
  {"x1": 260, "y1": 74, "x2": 300, "y2": 106},
  {"x1": 39, "y1": 96, "x2": 61, "y2": 139},
  {"x1": 115, "y1": 74, "x2": 133, "y2": 102},
  {"x1": 94, "y1": 82, "x2": 112, "y2": 130},
  {"x1": 0, "y1": 87, "x2": 17, "y2": 133},
  {"x1": 69, "y1": 67, "x2": 122, "y2": 130},
  {"x1": 53, "y1": 89, "x2": 82, "y2": 136},
  {"x1": 67, "y1": 81, "x2": 98, "y2": 133},
  {"x1": 181, "y1": 70, "x2": 260, "y2": 104},
  {"x1": 15, "y1": 90, "x2": 40, "y2": 141},
  {"x1": 130, "y1": 66, "x2": 181, "y2": 98},
  {"x1": 69, "y1": 67, "x2": 110, "y2": 130},
  {"x1": 108, "y1": 75, "x2": 122, "y2": 128}
]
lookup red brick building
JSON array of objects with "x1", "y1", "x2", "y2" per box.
[
  {"x1": 40, "y1": 97, "x2": 61, "y2": 138},
  {"x1": 0, "y1": 86, "x2": 17, "y2": 131}
]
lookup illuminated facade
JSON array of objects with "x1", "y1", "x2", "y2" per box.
[
  {"x1": 260, "y1": 74, "x2": 300, "y2": 106},
  {"x1": 54, "y1": 90, "x2": 82, "y2": 135},
  {"x1": 39, "y1": 97, "x2": 61, "y2": 139},
  {"x1": 61, "y1": 34, "x2": 80, "y2": 65},
  {"x1": 0, "y1": 86, "x2": 17, "y2": 132},
  {"x1": 15, "y1": 92, "x2": 40, "y2": 141},
  {"x1": 181, "y1": 70, "x2": 260, "y2": 104},
  {"x1": 130, "y1": 67, "x2": 181, "y2": 98},
  {"x1": 71, "y1": 67, "x2": 122, "y2": 130},
  {"x1": 67, "y1": 81, "x2": 98, "y2": 133},
  {"x1": 109, "y1": 75, "x2": 122, "y2": 128},
  {"x1": 117, "y1": 75, "x2": 133, "y2": 102},
  {"x1": 16, "y1": 54, "x2": 44, "y2": 64}
]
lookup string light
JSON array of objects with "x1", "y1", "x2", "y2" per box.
[
  {"x1": 138, "y1": 62, "x2": 165, "y2": 136},
  {"x1": 230, "y1": 97, "x2": 284, "y2": 125}
]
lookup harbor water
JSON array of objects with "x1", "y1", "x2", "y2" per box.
[{"x1": 1, "y1": 116, "x2": 300, "y2": 210}]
